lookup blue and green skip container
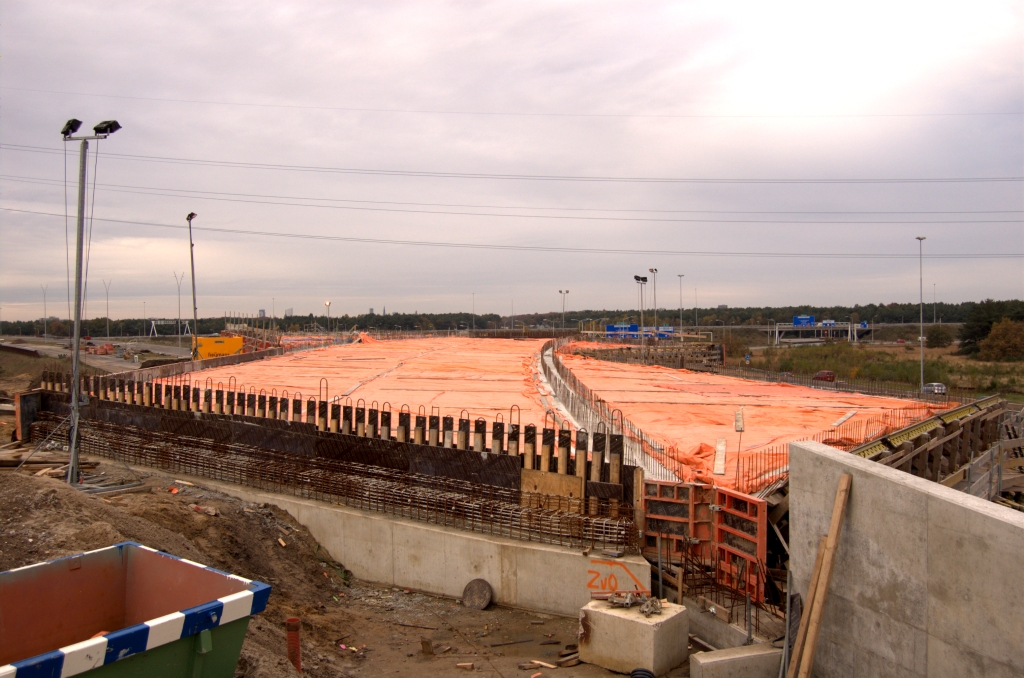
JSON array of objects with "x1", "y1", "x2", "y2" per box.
[{"x1": 0, "y1": 542, "x2": 270, "y2": 678}]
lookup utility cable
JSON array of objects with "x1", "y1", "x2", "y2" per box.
[
  {"x1": 2, "y1": 206, "x2": 1021, "y2": 260},
  {"x1": 2, "y1": 144, "x2": 1021, "y2": 184},
  {"x1": 5, "y1": 172, "x2": 1023, "y2": 214},
  {"x1": 4, "y1": 86, "x2": 1022, "y2": 120},
  {"x1": 2, "y1": 175, "x2": 1020, "y2": 225}
]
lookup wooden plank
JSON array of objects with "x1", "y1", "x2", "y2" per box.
[
  {"x1": 941, "y1": 467, "x2": 967, "y2": 487},
  {"x1": 796, "y1": 474, "x2": 852, "y2": 678},
  {"x1": 1002, "y1": 457, "x2": 1024, "y2": 471},
  {"x1": 786, "y1": 536, "x2": 827, "y2": 678}
]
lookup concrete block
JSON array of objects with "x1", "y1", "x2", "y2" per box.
[
  {"x1": 578, "y1": 600, "x2": 688, "y2": 675},
  {"x1": 689, "y1": 644, "x2": 781, "y2": 678}
]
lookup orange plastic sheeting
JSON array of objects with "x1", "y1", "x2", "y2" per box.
[
  {"x1": 558, "y1": 353, "x2": 943, "y2": 488},
  {"x1": 190, "y1": 337, "x2": 551, "y2": 426}
]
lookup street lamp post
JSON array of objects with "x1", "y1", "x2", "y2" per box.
[
  {"x1": 173, "y1": 272, "x2": 184, "y2": 353},
  {"x1": 101, "y1": 279, "x2": 112, "y2": 340},
  {"x1": 325, "y1": 301, "x2": 331, "y2": 333},
  {"x1": 677, "y1": 274, "x2": 684, "y2": 340},
  {"x1": 634, "y1": 275, "x2": 647, "y2": 360},
  {"x1": 186, "y1": 212, "x2": 199, "y2": 359},
  {"x1": 916, "y1": 236, "x2": 926, "y2": 390},
  {"x1": 559, "y1": 290, "x2": 569, "y2": 330},
  {"x1": 649, "y1": 269, "x2": 658, "y2": 336},
  {"x1": 40, "y1": 284, "x2": 48, "y2": 342},
  {"x1": 60, "y1": 118, "x2": 121, "y2": 485}
]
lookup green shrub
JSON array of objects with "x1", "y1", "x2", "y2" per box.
[{"x1": 926, "y1": 324, "x2": 953, "y2": 348}]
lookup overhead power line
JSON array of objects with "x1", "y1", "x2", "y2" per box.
[
  {"x1": 4, "y1": 86, "x2": 1022, "y2": 119},
  {"x1": 3, "y1": 207, "x2": 1021, "y2": 260},
  {"x1": 2, "y1": 175, "x2": 1019, "y2": 225},
  {"x1": 5, "y1": 174, "x2": 1020, "y2": 215},
  {"x1": 3, "y1": 144, "x2": 1021, "y2": 184}
]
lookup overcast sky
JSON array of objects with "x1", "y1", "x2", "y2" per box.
[{"x1": 1, "y1": 1, "x2": 1022, "y2": 322}]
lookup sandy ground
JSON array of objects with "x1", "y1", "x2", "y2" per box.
[{"x1": 0, "y1": 439, "x2": 690, "y2": 678}]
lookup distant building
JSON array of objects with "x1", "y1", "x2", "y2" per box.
[
  {"x1": 718, "y1": 305, "x2": 728, "y2": 310},
  {"x1": 369, "y1": 308, "x2": 375, "y2": 315},
  {"x1": 258, "y1": 309, "x2": 266, "y2": 318}
]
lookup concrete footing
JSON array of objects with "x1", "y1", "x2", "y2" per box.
[
  {"x1": 689, "y1": 644, "x2": 781, "y2": 678},
  {"x1": 578, "y1": 600, "x2": 688, "y2": 675}
]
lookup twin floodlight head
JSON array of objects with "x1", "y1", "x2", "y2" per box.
[
  {"x1": 634, "y1": 275, "x2": 648, "y2": 283},
  {"x1": 61, "y1": 119, "x2": 121, "y2": 138}
]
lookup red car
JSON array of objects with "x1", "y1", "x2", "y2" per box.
[{"x1": 812, "y1": 370, "x2": 836, "y2": 382}]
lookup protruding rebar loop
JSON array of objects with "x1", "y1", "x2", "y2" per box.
[
  {"x1": 306, "y1": 397, "x2": 316, "y2": 426},
  {"x1": 508, "y1": 423, "x2": 520, "y2": 457},
  {"x1": 457, "y1": 415, "x2": 470, "y2": 451},
  {"x1": 492, "y1": 417, "x2": 505, "y2": 455},
  {"x1": 557, "y1": 427, "x2": 572, "y2": 475},
  {"x1": 269, "y1": 395, "x2": 278, "y2": 419},
  {"x1": 473, "y1": 418, "x2": 487, "y2": 453},
  {"x1": 591, "y1": 431, "x2": 607, "y2": 480},
  {"x1": 367, "y1": 402, "x2": 379, "y2": 439},
  {"x1": 414, "y1": 413, "x2": 427, "y2": 445},
  {"x1": 355, "y1": 398, "x2": 366, "y2": 436},
  {"x1": 397, "y1": 407, "x2": 411, "y2": 443},
  {"x1": 541, "y1": 426, "x2": 556, "y2": 473},
  {"x1": 442, "y1": 415, "x2": 454, "y2": 448},
  {"x1": 319, "y1": 377, "x2": 329, "y2": 404},
  {"x1": 576, "y1": 428, "x2": 590, "y2": 479},
  {"x1": 611, "y1": 409, "x2": 624, "y2": 436},
  {"x1": 523, "y1": 424, "x2": 537, "y2": 470},
  {"x1": 380, "y1": 403, "x2": 392, "y2": 440},
  {"x1": 428, "y1": 414, "x2": 440, "y2": 447},
  {"x1": 330, "y1": 403, "x2": 341, "y2": 433},
  {"x1": 544, "y1": 410, "x2": 555, "y2": 431},
  {"x1": 317, "y1": 400, "x2": 328, "y2": 431}
]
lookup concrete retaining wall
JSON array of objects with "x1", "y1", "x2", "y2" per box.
[
  {"x1": 790, "y1": 441, "x2": 1024, "y2": 677},
  {"x1": 200, "y1": 479, "x2": 650, "y2": 618}
]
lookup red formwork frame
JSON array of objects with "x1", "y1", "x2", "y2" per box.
[
  {"x1": 641, "y1": 480, "x2": 714, "y2": 563},
  {"x1": 643, "y1": 480, "x2": 768, "y2": 603},
  {"x1": 712, "y1": 486, "x2": 767, "y2": 602}
]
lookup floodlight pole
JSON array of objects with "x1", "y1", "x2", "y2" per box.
[
  {"x1": 63, "y1": 122, "x2": 118, "y2": 485},
  {"x1": 187, "y1": 213, "x2": 199, "y2": 359},
  {"x1": 916, "y1": 236, "x2": 926, "y2": 390}
]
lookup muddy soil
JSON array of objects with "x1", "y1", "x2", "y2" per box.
[{"x1": 0, "y1": 456, "x2": 690, "y2": 678}]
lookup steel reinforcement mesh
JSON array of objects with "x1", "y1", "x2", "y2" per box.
[{"x1": 30, "y1": 412, "x2": 638, "y2": 553}]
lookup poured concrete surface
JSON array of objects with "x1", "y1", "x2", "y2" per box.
[
  {"x1": 197, "y1": 478, "x2": 650, "y2": 618},
  {"x1": 578, "y1": 599, "x2": 688, "y2": 675},
  {"x1": 690, "y1": 644, "x2": 781, "y2": 678},
  {"x1": 790, "y1": 440, "x2": 1024, "y2": 677}
]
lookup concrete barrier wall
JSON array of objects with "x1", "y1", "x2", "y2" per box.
[
  {"x1": 200, "y1": 479, "x2": 650, "y2": 618},
  {"x1": 789, "y1": 441, "x2": 1024, "y2": 678}
]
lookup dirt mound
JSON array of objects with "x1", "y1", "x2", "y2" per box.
[{"x1": 0, "y1": 464, "x2": 606, "y2": 678}]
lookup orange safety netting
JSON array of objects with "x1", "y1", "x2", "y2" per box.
[
  {"x1": 187, "y1": 337, "x2": 552, "y2": 427},
  {"x1": 556, "y1": 352, "x2": 945, "y2": 490}
]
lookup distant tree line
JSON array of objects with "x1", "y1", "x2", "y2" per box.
[{"x1": 2, "y1": 301, "x2": 1021, "y2": 360}]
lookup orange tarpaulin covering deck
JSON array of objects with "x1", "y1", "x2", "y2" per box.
[
  {"x1": 191, "y1": 337, "x2": 552, "y2": 426},
  {"x1": 557, "y1": 350, "x2": 942, "y2": 489}
]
